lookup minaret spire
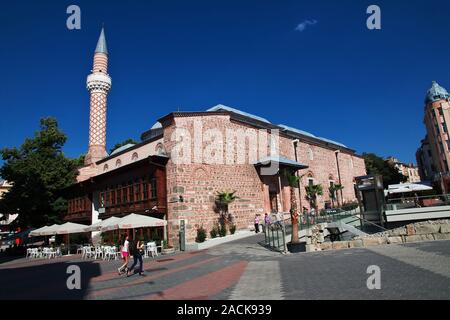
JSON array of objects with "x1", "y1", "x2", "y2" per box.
[
  {"x1": 85, "y1": 27, "x2": 112, "y2": 166},
  {"x1": 95, "y1": 27, "x2": 108, "y2": 55}
]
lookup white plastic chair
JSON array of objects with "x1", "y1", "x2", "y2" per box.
[
  {"x1": 94, "y1": 246, "x2": 103, "y2": 259},
  {"x1": 83, "y1": 246, "x2": 94, "y2": 259},
  {"x1": 106, "y1": 246, "x2": 120, "y2": 260},
  {"x1": 146, "y1": 242, "x2": 158, "y2": 258}
]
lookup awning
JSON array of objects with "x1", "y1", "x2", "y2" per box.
[
  {"x1": 84, "y1": 216, "x2": 121, "y2": 232},
  {"x1": 253, "y1": 156, "x2": 308, "y2": 170},
  {"x1": 56, "y1": 222, "x2": 89, "y2": 235},
  {"x1": 101, "y1": 213, "x2": 167, "y2": 232}
]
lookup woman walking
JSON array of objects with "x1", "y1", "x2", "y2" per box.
[
  {"x1": 118, "y1": 235, "x2": 130, "y2": 275},
  {"x1": 127, "y1": 238, "x2": 145, "y2": 277},
  {"x1": 254, "y1": 214, "x2": 260, "y2": 233}
]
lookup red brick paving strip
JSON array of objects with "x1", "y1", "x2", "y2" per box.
[
  {"x1": 143, "y1": 260, "x2": 248, "y2": 300},
  {"x1": 87, "y1": 256, "x2": 220, "y2": 299},
  {"x1": 90, "y1": 250, "x2": 208, "y2": 283}
]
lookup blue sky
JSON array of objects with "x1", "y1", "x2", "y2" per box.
[{"x1": 1, "y1": 0, "x2": 450, "y2": 165}]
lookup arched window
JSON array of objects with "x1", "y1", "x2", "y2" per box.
[
  {"x1": 155, "y1": 143, "x2": 166, "y2": 155},
  {"x1": 308, "y1": 147, "x2": 314, "y2": 161},
  {"x1": 307, "y1": 172, "x2": 315, "y2": 186},
  {"x1": 131, "y1": 152, "x2": 138, "y2": 161},
  {"x1": 115, "y1": 159, "x2": 122, "y2": 168},
  {"x1": 103, "y1": 164, "x2": 109, "y2": 172}
]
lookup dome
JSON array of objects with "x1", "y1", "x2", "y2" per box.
[
  {"x1": 425, "y1": 81, "x2": 450, "y2": 104},
  {"x1": 151, "y1": 121, "x2": 162, "y2": 130}
]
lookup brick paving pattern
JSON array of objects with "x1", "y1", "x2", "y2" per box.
[{"x1": 1, "y1": 236, "x2": 450, "y2": 299}]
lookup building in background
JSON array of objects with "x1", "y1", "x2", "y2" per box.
[
  {"x1": 416, "y1": 136, "x2": 435, "y2": 182},
  {"x1": 386, "y1": 157, "x2": 421, "y2": 183},
  {"x1": 0, "y1": 179, "x2": 11, "y2": 199},
  {"x1": 64, "y1": 28, "x2": 367, "y2": 247},
  {"x1": 0, "y1": 179, "x2": 17, "y2": 226},
  {"x1": 418, "y1": 81, "x2": 450, "y2": 192}
]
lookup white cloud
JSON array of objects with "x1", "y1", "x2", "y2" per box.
[{"x1": 295, "y1": 19, "x2": 318, "y2": 32}]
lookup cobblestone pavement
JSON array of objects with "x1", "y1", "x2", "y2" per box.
[{"x1": 1, "y1": 236, "x2": 450, "y2": 299}]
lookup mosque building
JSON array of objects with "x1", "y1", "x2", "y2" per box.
[{"x1": 63, "y1": 28, "x2": 367, "y2": 247}]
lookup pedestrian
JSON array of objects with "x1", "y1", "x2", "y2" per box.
[
  {"x1": 118, "y1": 235, "x2": 130, "y2": 275},
  {"x1": 254, "y1": 214, "x2": 260, "y2": 233},
  {"x1": 264, "y1": 213, "x2": 271, "y2": 225},
  {"x1": 414, "y1": 193, "x2": 421, "y2": 208},
  {"x1": 127, "y1": 238, "x2": 144, "y2": 277},
  {"x1": 275, "y1": 211, "x2": 284, "y2": 228},
  {"x1": 302, "y1": 206, "x2": 309, "y2": 225}
]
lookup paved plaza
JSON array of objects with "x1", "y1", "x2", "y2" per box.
[{"x1": 1, "y1": 236, "x2": 450, "y2": 300}]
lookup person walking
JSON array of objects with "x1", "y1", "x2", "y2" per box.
[
  {"x1": 118, "y1": 235, "x2": 130, "y2": 275},
  {"x1": 127, "y1": 238, "x2": 144, "y2": 277},
  {"x1": 254, "y1": 214, "x2": 260, "y2": 233},
  {"x1": 275, "y1": 211, "x2": 284, "y2": 228},
  {"x1": 264, "y1": 213, "x2": 271, "y2": 226}
]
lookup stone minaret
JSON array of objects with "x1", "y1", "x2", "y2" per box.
[{"x1": 85, "y1": 27, "x2": 112, "y2": 165}]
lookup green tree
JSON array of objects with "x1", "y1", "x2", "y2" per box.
[
  {"x1": 215, "y1": 191, "x2": 238, "y2": 226},
  {"x1": 284, "y1": 170, "x2": 300, "y2": 243},
  {"x1": 305, "y1": 184, "x2": 324, "y2": 213},
  {"x1": 329, "y1": 184, "x2": 344, "y2": 208},
  {"x1": 109, "y1": 138, "x2": 138, "y2": 154},
  {"x1": 362, "y1": 153, "x2": 407, "y2": 188},
  {"x1": 0, "y1": 118, "x2": 79, "y2": 228}
]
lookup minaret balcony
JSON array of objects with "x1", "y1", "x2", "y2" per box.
[{"x1": 87, "y1": 73, "x2": 112, "y2": 93}]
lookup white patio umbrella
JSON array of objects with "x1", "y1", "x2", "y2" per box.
[
  {"x1": 388, "y1": 183, "x2": 433, "y2": 194},
  {"x1": 56, "y1": 222, "x2": 89, "y2": 235},
  {"x1": 84, "y1": 216, "x2": 121, "y2": 232},
  {"x1": 56, "y1": 222, "x2": 89, "y2": 256},
  {"x1": 29, "y1": 224, "x2": 57, "y2": 237},
  {"x1": 39, "y1": 224, "x2": 62, "y2": 236},
  {"x1": 101, "y1": 213, "x2": 167, "y2": 232}
]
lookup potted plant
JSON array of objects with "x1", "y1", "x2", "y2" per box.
[
  {"x1": 195, "y1": 226, "x2": 207, "y2": 243},
  {"x1": 161, "y1": 240, "x2": 175, "y2": 255},
  {"x1": 283, "y1": 170, "x2": 306, "y2": 253},
  {"x1": 210, "y1": 224, "x2": 219, "y2": 238}
]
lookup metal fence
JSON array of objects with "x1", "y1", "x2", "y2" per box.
[
  {"x1": 262, "y1": 223, "x2": 287, "y2": 253},
  {"x1": 261, "y1": 207, "x2": 384, "y2": 253},
  {"x1": 385, "y1": 193, "x2": 450, "y2": 211}
]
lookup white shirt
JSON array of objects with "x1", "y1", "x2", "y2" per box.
[{"x1": 122, "y1": 240, "x2": 129, "y2": 253}]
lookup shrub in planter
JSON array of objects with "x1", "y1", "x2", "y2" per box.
[
  {"x1": 219, "y1": 223, "x2": 227, "y2": 237},
  {"x1": 195, "y1": 226, "x2": 207, "y2": 243},
  {"x1": 229, "y1": 224, "x2": 237, "y2": 235},
  {"x1": 210, "y1": 225, "x2": 218, "y2": 238}
]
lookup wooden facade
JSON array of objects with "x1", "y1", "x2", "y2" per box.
[{"x1": 64, "y1": 155, "x2": 168, "y2": 225}]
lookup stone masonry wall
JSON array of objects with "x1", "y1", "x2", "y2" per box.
[
  {"x1": 162, "y1": 114, "x2": 367, "y2": 246},
  {"x1": 309, "y1": 220, "x2": 450, "y2": 252}
]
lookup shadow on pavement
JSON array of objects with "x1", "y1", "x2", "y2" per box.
[{"x1": 0, "y1": 260, "x2": 101, "y2": 300}]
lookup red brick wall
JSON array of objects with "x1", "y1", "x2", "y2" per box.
[{"x1": 162, "y1": 114, "x2": 366, "y2": 246}]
